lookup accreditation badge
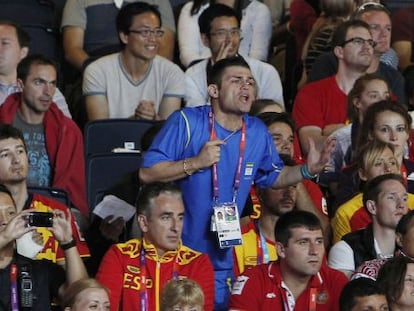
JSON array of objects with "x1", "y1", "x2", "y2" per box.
[{"x1": 213, "y1": 202, "x2": 242, "y2": 248}]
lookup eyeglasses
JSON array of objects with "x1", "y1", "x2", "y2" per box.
[
  {"x1": 210, "y1": 28, "x2": 241, "y2": 39},
  {"x1": 229, "y1": 76, "x2": 256, "y2": 87},
  {"x1": 341, "y1": 37, "x2": 376, "y2": 48},
  {"x1": 356, "y1": 1, "x2": 390, "y2": 14},
  {"x1": 128, "y1": 28, "x2": 165, "y2": 38}
]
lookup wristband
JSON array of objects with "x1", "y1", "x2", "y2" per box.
[
  {"x1": 300, "y1": 164, "x2": 318, "y2": 180},
  {"x1": 183, "y1": 159, "x2": 193, "y2": 176},
  {"x1": 60, "y1": 237, "x2": 77, "y2": 250}
]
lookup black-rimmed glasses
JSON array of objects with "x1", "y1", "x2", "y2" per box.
[
  {"x1": 341, "y1": 37, "x2": 376, "y2": 48},
  {"x1": 128, "y1": 28, "x2": 165, "y2": 38}
]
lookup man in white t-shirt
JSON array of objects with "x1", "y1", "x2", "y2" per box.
[
  {"x1": 83, "y1": 2, "x2": 184, "y2": 121},
  {"x1": 185, "y1": 4, "x2": 284, "y2": 109}
]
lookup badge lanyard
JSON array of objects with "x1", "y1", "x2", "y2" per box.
[
  {"x1": 139, "y1": 245, "x2": 179, "y2": 311},
  {"x1": 255, "y1": 221, "x2": 270, "y2": 265},
  {"x1": 208, "y1": 111, "x2": 246, "y2": 204},
  {"x1": 10, "y1": 264, "x2": 19, "y2": 311},
  {"x1": 309, "y1": 288, "x2": 317, "y2": 311},
  {"x1": 401, "y1": 162, "x2": 408, "y2": 183}
]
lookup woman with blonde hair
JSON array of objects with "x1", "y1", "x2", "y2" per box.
[
  {"x1": 62, "y1": 278, "x2": 110, "y2": 311},
  {"x1": 331, "y1": 139, "x2": 404, "y2": 243},
  {"x1": 161, "y1": 279, "x2": 205, "y2": 311}
]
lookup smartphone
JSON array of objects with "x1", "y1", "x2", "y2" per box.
[{"x1": 25, "y1": 212, "x2": 54, "y2": 227}]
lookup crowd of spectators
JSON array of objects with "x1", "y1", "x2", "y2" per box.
[{"x1": 0, "y1": 0, "x2": 414, "y2": 310}]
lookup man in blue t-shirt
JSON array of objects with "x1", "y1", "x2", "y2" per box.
[{"x1": 140, "y1": 56, "x2": 335, "y2": 310}]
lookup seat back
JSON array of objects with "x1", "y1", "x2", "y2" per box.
[
  {"x1": 86, "y1": 153, "x2": 142, "y2": 211},
  {"x1": 84, "y1": 119, "x2": 156, "y2": 157}
]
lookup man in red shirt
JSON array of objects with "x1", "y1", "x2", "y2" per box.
[
  {"x1": 293, "y1": 20, "x2": 374, "y2": 155},
  {"x1": 229, "y1": 210, "x2": 347, "y2": 311},
  {"x1": 96, "y1": 182, "x2": 214, "y2": 311}
]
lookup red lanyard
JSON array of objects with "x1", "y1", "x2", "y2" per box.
[
  {"x1": 401, "y1": 162, "x2": 408, "y2": 184},
  {"x1": 208, "y1": 111, "x2": 246, "y2": 203},
  {"x1": 309, "y1": 288, "x2": 317, "y2": 311},
  {"x1": 10, "y1": 264, "x2": 18, "y2": 311},
  {"x1": 139, "y1": 244, "x2": 179, "y2": 311},
  {"x1": 279, "y1": 278, "x2": 317, "y2": 311}
]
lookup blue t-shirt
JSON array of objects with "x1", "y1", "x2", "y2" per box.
[
  {"x1": 142, "y1": 106, "x2": 284, "y2": 270},
  {"x1": 13, "y1": 114, "x2": 51, "y2": 187}
]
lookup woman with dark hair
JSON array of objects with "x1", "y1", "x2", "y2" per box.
[
  {"x1": 377, "y1": 256, "x2": 414, "y2": 310},
  {"x1": 329, "y1": 98, "x2": 414, "y2": 212},
  {"x1": 323, "y1": 74, "x2": 390, "y2": 186},
  {"x1": 357, "y1": 100, "x2": 412, "y2": 161}
]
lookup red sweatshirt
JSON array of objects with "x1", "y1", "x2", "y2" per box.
[{"x1": 0, "y1": 93, "x2": 88, "y2": 216}]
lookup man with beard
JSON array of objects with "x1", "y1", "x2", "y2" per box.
[
  {"x1": 230, "y1": 210, "x2": 348, "y2": 311},
  {"x1": 0, "y1": 54, "x2": 87, "y2": 217},
  {"x1": 233, "y1": 155, "x2": 300, "y2": 276},
  {"x1": 0, "y1": 21, "x2": 71, "y2": 117},
  {"x1": 308, "y1": 3, "x2": 406, "y2": 105},
  {"x1": 140, "y1": 56, "x2": 335, "y2": 310},
  {"x1": 293, "y1": 20, "x2": 374, "y2": 155}
]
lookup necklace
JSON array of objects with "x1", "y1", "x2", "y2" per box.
[{"x1": 223, "y1": 129, "x2": 238, "y2": 142}]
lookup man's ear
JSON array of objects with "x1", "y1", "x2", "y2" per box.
[
  {"x1": 333, "y1": 45, "x2": 344, "y2": 60},
  {"x1": 119, "y1": 32, "x2": 128, "y2": 45},
  {"x1": 276, "y1": 242, "x2": 286, "y2": 258},
  {"x1": 137, "y1": 214, "x2": 149, "y2": 233},
  {"x1": 201, "y1": 33, "x2": 210, "y2": 48},
  {"x1": 17, "y1": 78, "x2": 24, "y2": 90},
  {"x1": 365, "y1": 200, "x2": 377, "y2": 215},
  {"x1": 208, "y1": 84, "x2": 219, "y2": 98},
  {"x1": 20, "y1": 47, "x2": 29, "y2": 61}
]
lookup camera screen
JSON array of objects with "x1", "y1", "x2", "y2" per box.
[{"x1": 25, "y1": 212, "x2": 53, "y2": 227}]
